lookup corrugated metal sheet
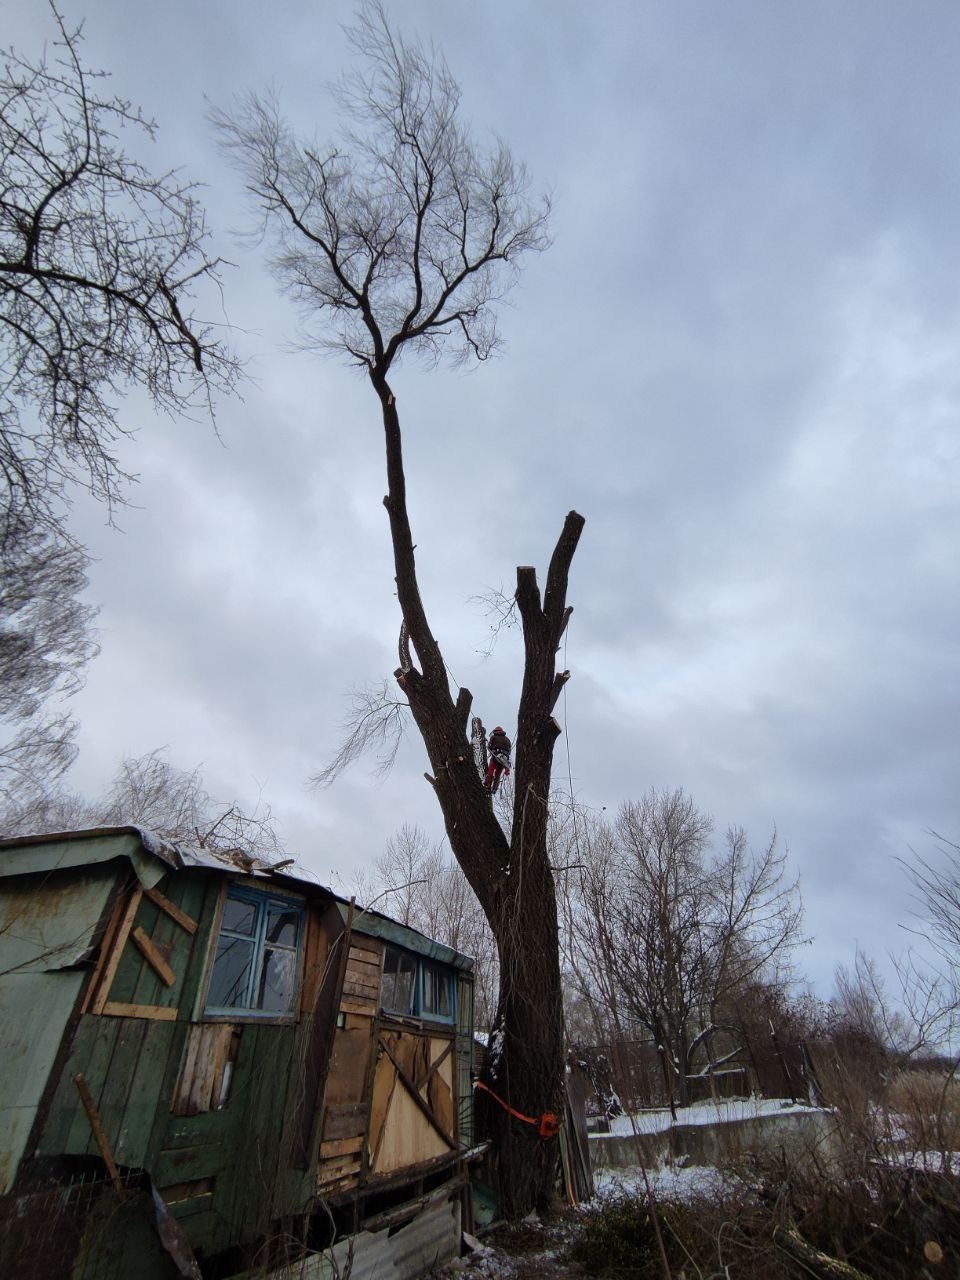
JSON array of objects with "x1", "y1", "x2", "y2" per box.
[
  {"x1": 0, "y1": 827, "x2": 337, "y2": 899},
  {"x1": 0, "y1": 829, "x2": 166, "y2": 889},
  {"x1": 262, "y1": 1195, "x2": 461, "y2": 1280}
]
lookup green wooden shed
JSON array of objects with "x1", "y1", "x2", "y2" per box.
[{"x1": 0, "y1": 828, "x2": 475, "y2": 1279}]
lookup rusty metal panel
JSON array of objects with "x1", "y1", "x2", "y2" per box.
[
  {"x1": 259, "y1": 1194, "x2": 461, "y2": 1280},
  {"x1": 0, "y1": 867, "x2": 117, "y2": 1193},
  {"x1": 0, "y1": 830, "x2": 167, "y2": 890}
]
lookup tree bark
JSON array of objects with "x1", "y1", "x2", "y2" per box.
[{"x1": 371, "y1": 368, "x2": 584, "y2": 1214}]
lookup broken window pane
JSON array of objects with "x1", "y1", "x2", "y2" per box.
[
  {"x1": 206, "y1": 890, "x2": 304, "y2": 1017},
  {"x1": 207, "y1": 935, "x2": 255, "y2": 1008},
  {"x1": 258, "y1": 947, "x2": 297, "y2": 1013},
  {"x1": 221, "y1": 896, "x2": 257, "y2": 935},
  {"x1": 266, "y1": 904, "x2": 300, "y2": 947}
]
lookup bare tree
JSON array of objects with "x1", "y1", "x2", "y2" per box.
[
  {"x1": 904, "y1": 834, "x2": 960, "y2": 975},
  {"x1": 568, "y1": 788, "x2": 802, "y2": 1107},
  {"x1": 1, "y1": 747, "x2": 285, "y2": 861},
  {"x1": 833, "y1": 946, "x2": 957, "y2": 1063},
  {"x1": 1, "y1": 4, "x2": 240, "y2": 791},
  {"x1": 0, "y1": 3, "x2": 239, "y2": 547},
  {"x1": 364, "y1": 823, "x2": 498, "y2": 1030},
  {"x1": 0, "y1": 510, "x2": 98, "y2": 798},
  {"x1": 215, "y1": 3, "x2": 577, "y2": 1212}
]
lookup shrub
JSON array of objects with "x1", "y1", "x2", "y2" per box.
[{"x1": 569, "y1": 1195, "x2": 659, "y2": 1275}]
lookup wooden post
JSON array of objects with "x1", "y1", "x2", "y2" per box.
[{"x1": 74, "y1": 1074, "x2": 124, "y2": 1195}]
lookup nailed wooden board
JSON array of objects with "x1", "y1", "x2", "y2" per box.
[
  {"x1": 318, "y1": 1135, "x2": 364, "y2": 1160},
  {"x1": 342, "y1": 975, "x2": 380, "y2": 1000},
  {"x1": 322, "y1": 1101, "x2": 368, "y2": 1141},
  {"x1": 325, "y1": 1025, "x2": 374, "y2": 1107},
  {"x1": 317, "y1": 1152, "x2": 362, "y2": 1184},
  {"x1": 143, "y1": 885, "x2": 198, "y2": 934},
  {"x1": 89, "y1": 886, "x2": 143, "y2": 1014},
  {"x1": 131, "y1": 925, "x2": 176, "y2": 987},
  {"x1": 368, "y1": 1054, "x2": 398, "y2": 1165},
  {"x1": 101, "y1": 1001, "x2": 178, "y2": 1021},
  {"x1": 339, "y1": 996, "x2": 377, "y2": 1017}
]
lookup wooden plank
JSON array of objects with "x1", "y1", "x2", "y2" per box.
[
  {"x1": 417, "y1": 1039, "x2": 454, "y2": 1091},
  {"x1": 74, "y1": 1073, "x2": 123, "y2": 1193},
  {"x1": 192, "y1": 1024, "x2": 234, "y2": 1113},
  {"x1": 348, "y1": 943, "x2": 381, "y2": 967},
  {"x1": 90, "y1": 887, "x2": 143, "y2": 1014},
  {"x1": 368, "y1": 1056, "x2": 398, "y2": 1167},
  {"x1": 342, "y1": 976, "x2": 380, "y2": 1000},
  {"x1": 131, "y1": 925, "x2": 177, "y2": 987},
  {"x1": 319, "y1": 1173, "x2": 359, "y2": 1197},
  {"x1": 317, "y1": 1153, "x2": 362, "y2": 1182},
  {"x1": 81, "y1": 879, "x2": 132, "y2": 1014},
  {"x1": 116, "y1": 1019, "x2": 177, "y2": 1165},
  {"x1": 101, "y1": 1001, "x2": 178, "y2": 1021},
  {"x1": 95, "y1": 1017, "x2": 149, "y2": 1162},
  {"x1": 322, "y1": 1102, "x2": 368, "y2": 1141},
  {"x1": 345, "y1": 957, "x2": 381, "y2": 981},
  {"x1": 428, "y1": 1071, "x2": 455, "y2": 1140},
  {"x1": 343, "y1": 967, "x2": 380, "y2": 992},
  {"x1": 378, "y1": 1035, "x2": 457, "y2": 1151},
  {"x1": 158, "y1": 1176, "x2": 215, "y2": 1203},
  {"x1": 318, "y1": 1135, "x2": 364, "y2": 1160},
  {"x1": 299, "y1": 906, "x2": 329, "y2": 1016},
  {"x1": 189, "y1": 1026, "x2": 220, "y2": 1113},
  {"x1": 144, "y1": 885, "x2": 198, "y2": 934},
  {"x1": 171, "y1": 878, "x2": 221, "y2": 1022},
  {"x1": 339, "y1": 996, "x2": 377, "y2": 1017},
  {"x1": 325, "y1": 1025, "x2": 374, "y2": 1106},
  {"x1": 65, "y1": 1017, "x2": 122, "y2": 1154}
]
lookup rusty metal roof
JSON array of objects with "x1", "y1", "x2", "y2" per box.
[
  {"x1": 0, "y1": 827, "x2": 474, "y2": 971},
  {"x1": 0, "y1": 825, "x2": 336, "y2": 896}
]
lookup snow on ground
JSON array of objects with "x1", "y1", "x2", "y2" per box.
[
  {"x1": 594, "y1": 1161, "x2": 731, "y2": 1203},
  {"x1": 600, "y1": 1096, "x2": 814, "y2": 1137}
]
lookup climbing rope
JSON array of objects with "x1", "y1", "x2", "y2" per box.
[{"x1": 474, "y1": 1080, "x2": 560, "y2": 1140}]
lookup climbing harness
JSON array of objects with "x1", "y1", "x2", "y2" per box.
[{"x1": 474, "y1": 1080, "x2": 561, "y2": 1140}]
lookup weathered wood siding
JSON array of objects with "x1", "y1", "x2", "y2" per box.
[
  {"x1": 316, "y1": 939, "x2": 382, "y2": 1197},
  {"x1": 32, "y1": 871, "x2": 339, "y2": 1259},
  {"x1": 368, "y1": 1030, "x2": 457, "y2": 1175},
  {"x1": 0, "y1": 867, "x2": 116, "y2": 1193}
]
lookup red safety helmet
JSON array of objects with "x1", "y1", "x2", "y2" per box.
[{"x1": 493, "y1": 726, "x2": 505, "y2": 734}]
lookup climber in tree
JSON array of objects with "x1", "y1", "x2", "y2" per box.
[{"x1": 483, "y1": 726, "x2": 512, "y2": 795}]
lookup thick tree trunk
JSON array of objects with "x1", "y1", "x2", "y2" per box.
[{"x1": 371, "y1": 370, "x2": 584, "y2": 1214}]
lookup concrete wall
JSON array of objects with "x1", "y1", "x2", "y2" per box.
[{"x1": 590, "y1": 1107, "x2": 839, "y2": 1171}]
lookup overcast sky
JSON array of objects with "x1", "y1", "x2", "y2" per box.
[{"x1": 6, "y1": 0, "x2": 960, "y2": 994}]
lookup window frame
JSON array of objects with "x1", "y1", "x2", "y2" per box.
[
  {"x1": 203, "y1": 884, "x2": 306, "y2": 1022},
  {"x1": 379, "y1": 943, "x2": 456, "y2": 1026}
]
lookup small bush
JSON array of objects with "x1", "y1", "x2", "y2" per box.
[
  {"x1": 888, "y1": 1068, "x2": 960, "y2": 1153},
  {"x1": 569, "y1": 1195, "x2": 658, "y2": 1275}
]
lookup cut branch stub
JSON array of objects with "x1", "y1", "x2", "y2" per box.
[{"x1": 548, "y1": 671, "x2": 570, "y2": 714}]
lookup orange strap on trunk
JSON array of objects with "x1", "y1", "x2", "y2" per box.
[{"x1": 474, "y1": 1080, "x2": 560, "y2": 1140}]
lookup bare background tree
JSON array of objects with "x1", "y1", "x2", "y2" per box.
[
  {"x1": 566, "y1": 788, "x2": 803, "y2": 1107},
  {"x1": 0, "y1": 511, "x2": 98, "y2": 800},
  {"x1": 0, "y1": 2, "x2": 239, "y2": 546},
  {"x1": 215, "y1": 1, "x2": 577, "y2": 1212},
  {"x1": 1, "y1": 746, "x2": 284, "y2": 860},
  {"x1": 0, "y1": 3, "x2": 239, "y2": 793},
  {"x1": 360, "y1": 823, "x2": 498, "y2": 1029}
]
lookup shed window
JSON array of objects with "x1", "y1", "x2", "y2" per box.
[
  {"x1": 381, "y1": 947, "x2": 417, "y2": 1015},
  {"x1": 380, "y1": 945, "x2": 455, "y2": 1023},
  {"x1": 422, "y1": 962, "x2": 453, "y2": 1019},
  {"x1": 206, "y1": 888, "x2": 303, "y2": 1017}
]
